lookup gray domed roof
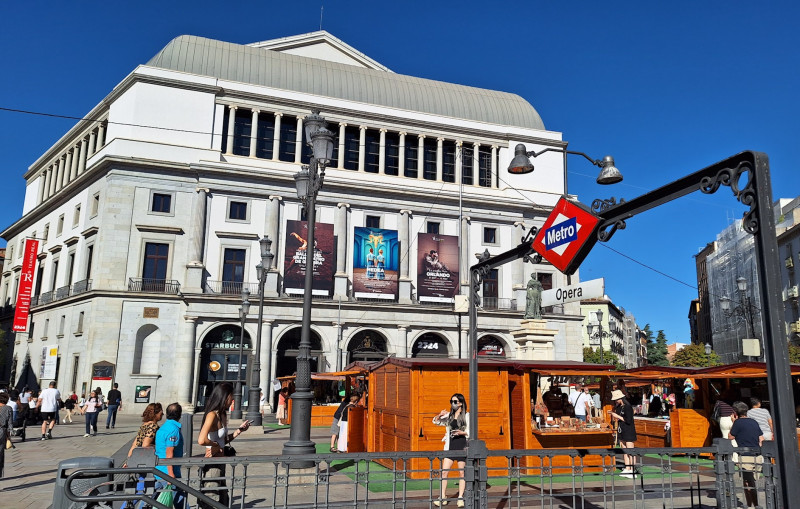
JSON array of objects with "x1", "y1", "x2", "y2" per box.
[{"x1": 146, "y1": 35, "x2": 545, "y2": 130}]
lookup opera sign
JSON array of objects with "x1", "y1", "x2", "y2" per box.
[
  {"x1": 541, "y1": 278, "x2": 605, "y2": 307},
  {"x1": 532, "y1": 196, "x2": 601, "y2": 275}
]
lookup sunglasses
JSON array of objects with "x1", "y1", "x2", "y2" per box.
[{"x1": 450, "y1": 399, "x2": 460, "y2": 404}]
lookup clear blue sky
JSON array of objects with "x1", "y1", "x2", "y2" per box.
[{"x1": 1, "y1": 2, "x2": 798, "y2": 345}]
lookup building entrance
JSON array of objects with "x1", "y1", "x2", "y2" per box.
[{"x1": 197, "y1": 324, "x2": 252, "y2": 411}]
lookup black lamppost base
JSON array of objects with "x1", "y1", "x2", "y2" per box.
[
  {"x1": 245, "y1": 386, "x2": 262, "y2": 426},
  {"x1": 231, "y1": 382, "x2": 243, "y2": 420}
]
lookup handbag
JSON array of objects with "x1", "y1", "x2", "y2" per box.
[
  {"x1": 5, "y1": 437, "x2": 14, "y2": 450},
  {"x1": 223, "y1": 445, "x2": 237, "y2": 457}
]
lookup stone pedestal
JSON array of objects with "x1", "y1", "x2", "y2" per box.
[
  {"x1": 183, "y1": 263, "x2": 205, "y2": 294},
  {"x1": 511, "y1": 319, "x2": 558, "y2": 360},
  {"x1": 398, "y1": 278, "x2": 413, "y2": 304},
  {"x1": 334, "y1": 273, "x2": 349, "y2": 299}
]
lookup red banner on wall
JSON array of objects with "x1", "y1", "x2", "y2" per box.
[{"x1": 13, "y1": 238, "x2": 39, "y2": 332}]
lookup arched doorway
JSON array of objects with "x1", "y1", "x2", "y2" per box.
[
  {"x1": 347, "y1": 330, "x2": 389, "y2": 364},
  {"x1": 478, "y1": 335, "x2": 507, "y2": 357},
  {"x1": 275, "y1": 327, "x2": 324, "y2": 378},
  {"x1": 411, "y1": 332, "x2": 450, "y2": 358},
  {"x1": 197, "y1": 324, "x2": 252, "y2": 411}
]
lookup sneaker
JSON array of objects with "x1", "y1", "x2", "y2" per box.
[
  {"x1": 41, "y1": 436, "x2": 46, "y2": 441},
  {"x1": 46, "y1": 432, "x2": 52, "y2": 440},
  {"x1": 83, "y1": 433, "x2": 90, "y2": 437},
  {"x1": 62, "y1": 419, "x2": 66, "y2": 423},
  {"x1": 457, "y1": 500, "x2": 465, "y2": 508},
  {"x1": 105, "y1": 425, "x2": 109, "y2": 429},
  {"x1": 433, "y1": 501, "x2": 448, "y2": 507}
]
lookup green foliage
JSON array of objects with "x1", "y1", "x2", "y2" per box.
[
  {"x1": 671, "y1": 343, "x2": 721, "y2": 367},
  {"x1": 647, "y1": 329, "x2": 669, "y2": 366},
  {"x1": 582, "y1": 347, "x2": 624, "y2": 370},
  {"x1": 789, "y1": 344, "x2": 800, "y2": 364}
]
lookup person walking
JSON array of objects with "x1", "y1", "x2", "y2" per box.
[
  {"x1": 714, "y1": 396, "x2": 736, "y2": 442},
  {"x1": 336, "y1": 393, "x2": 361, "y2": 453},
  {"x1": 330, "y1": 392, "x2": 349, "y2": 452},
  {"x1": 568, "y1": 384, "x2": 591, "y2": 422},
  {"x1": 125, "y1": 403, "x2": 163, "y2": 460},
  {"x1": 155, "y1": 403, "x2": 186, "y2": 509},
  {"x1": 37, "y1": 381, "x2": 61, "y2": 440},
  {"x1": 729, "y1": 401, "x2": 764, "y2": 507},
  {"x1": 0, "y1": 392, "x2": 12, "y2": 479},
  {"x1": 432, "y1": 393, "x2": 470, "y2": 507},
  {"x1": 746, "y1": 397, "x2": 773, "y2": 441},
  {"x1": 80, "y1": 390, "x2": 102, "y2": 437},
  {"x1": 106, "y1": 383, "x2": 122, "y2": 429},
  {"x1": 275, "y1": 387, "x2": 288, "y2": 425},
  {"x1": 610, "y1": 390, "x2": 638, "y2": 478},
  {"x1": 62, "y1": 396, "x2": 76, "y2": 424}
]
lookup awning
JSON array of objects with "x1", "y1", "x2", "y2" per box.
[{"x1": 277, "y1": 369, "x2": 367, "y2": 382}]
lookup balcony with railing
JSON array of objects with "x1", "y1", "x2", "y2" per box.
[
  {"x1": 55, "y1": 285, "x2": 71, "y2": 300},
  {"x1": 204, "y1": 280, "x2": 258, "y2": 295},
  {"x1": 128, "y1": 278, "x2": 181, "y2": 294},
  {"x1": 39, "y1": 291, "x2": 54, "y2": 305},
  {"x1": 72, "y1": 279, "x2": 92, "y2": 295}
]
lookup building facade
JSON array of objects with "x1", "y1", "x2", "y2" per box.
[
  {"x1": 777, "y1": 197, "x2": 800, "y2": 344},
  {"x1": 580, "y1": 297, "x2": 626, "y2": 364},
  {"x1": 0, "y1": 32, "x2": 587, "y2": 412}
]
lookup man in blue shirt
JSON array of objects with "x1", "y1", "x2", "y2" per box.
[
  {"x1": 155, "y1": 403, "x2": 185, "y2": 509},
  {"x1": 728, "y1": 401, "x2": 763, "y2": 508}
]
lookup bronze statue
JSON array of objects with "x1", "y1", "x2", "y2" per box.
[{"x1": 524, "y1": 273, "x2": 543, "y2": 319}]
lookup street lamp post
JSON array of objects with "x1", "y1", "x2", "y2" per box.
[
  {"x1": 282, "y1": 110, "x2": 335, "y2": 464},
  {"x1": 719, "y1": 276, "x2": 760, "y2": 360},
  {"x1": 245, "y1": 236, "x2": 275, "y2": 426},
  {"x1": 587, "y1": 310, "x2": 613, "y2": 365},
  {"x1": 705, "y1": 343, "x2": 713, "y2": 366},
  {"x1": 232, "y1": 287, "x2": 251, "y2": 420}
]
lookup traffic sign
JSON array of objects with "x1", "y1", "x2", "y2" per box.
[
  {"x1": 541, "y1": 278, "x2": 605, "y2": 307},
  {"x1": 532, "y1": 196, "x2": 601, "y2": 275}
]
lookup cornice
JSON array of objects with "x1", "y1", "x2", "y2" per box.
[{"x1": 135, "y1": 224, "x2": 185, "y2": 235}]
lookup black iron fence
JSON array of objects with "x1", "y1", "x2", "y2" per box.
[
  {"x1": 127, "y1": 277, "x2": 181, "y2": 294},
  {"x1": 57, "y1": 439, "x2": 779, "y2": 508}
]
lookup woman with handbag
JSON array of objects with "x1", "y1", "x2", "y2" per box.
[
  {"x1": 197, "y1": 383, "x2": 251, "y2": 509},
  {"x1": 80, "y1": 390, "x2": 102, "y2": 437}
]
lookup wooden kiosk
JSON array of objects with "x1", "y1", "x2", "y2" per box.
[
  {"x1": 280, "y1": 367, "x2": 368, "y2": 427},
  {"x1": 366, "y1": 357, "x2": 616, "y2": 478}
]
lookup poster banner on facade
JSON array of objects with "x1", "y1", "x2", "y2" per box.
[
  {"x1": 417, "y1": 233, "x2": 459, "y2": 302},
  {"x1": 283, "y1": 220, "x2": 334, "y2": 296},
  {"x1": 353, "y1": 227, "x2": 399, "y2": 299},
  {"x1": 39, "y1": 345, "x2": 58, "y2": 379},
  {"x1": 13, "y1": 238, "x2": 39, "y2": 332},
  {"x1": 135, "y1": 386, "x2": 152, "y2": 403}
]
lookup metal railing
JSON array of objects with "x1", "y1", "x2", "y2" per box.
[
  {"x1": 481, "y1": 297, "x2": 516, "y2": 310},
  {"x1": 204, "y1": 280, "x2": 259, "y2": 295},
  {"x1": 39, "y1": 290, "x2": 54, "y2": 305},
  {"x1": 57, "y1": 439, "x2": 779, "y2": 508},
  {"x1": 55, "y1": 285, "x2": 71, "y2": 300},
  {"x1": 72, "y1": 278, "x2": 92, "y2": 295},
  {"x1": 127, "y1": 278, "x2": 181, "y2": 294}
]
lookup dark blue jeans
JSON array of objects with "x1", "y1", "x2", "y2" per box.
[
  {"x1": 106, "y1": 405, "x2": 119, "y2": 427},
  {"x1": 85, "y1": 411, "x2": 99, "y2": 435}
]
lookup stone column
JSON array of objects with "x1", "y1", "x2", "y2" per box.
[
  {"x1": 398, "y1": 209, "x2": 413, "y2": 304},
  {"x1": 182, "y1": 316, "x2": 198, "y2": 413},
  {"x1": 378, "y1": 129, "x2": 387, "y2": 174},
  {"x1": 460, "y1": 216, "x2": 471, "y2": 295},
  {"x1": 513, "y1": 221, "x2": 527, "y2": 312},
  {"x1": 261, "y1": 320, "x2": 274, "y2": 408},
  {"x1": 337, "y1": 123, "x2": 347, "y2": 169},
  {"x1": 183, "y1": 187, "x2": 209, "y2": 294},
  {"x1": 294, "y1": 116, "x2": 303, "y2": 164},
  {"x1": 490, "y1": 145, "x2": 498, "y2": 188},
  {"x1": 417, "y1": 135, "x2": 426, "y2": 180},
  {"x1": 436, "y1": 137, "x2": 444, "y2": 181},
  {"x1": 398, "y1": 132, "x2": 406, "y2": 176},
  {"x1": 78, "y1": 138, "x2": 88, "y2": 175},
  {"x1": 398, "y1": 325, "x2": 409, "y2": 358},
  {"x1": 358, "y1": 125, "x2": 367, "y2": 171},
  {"x1": 48, "y1": 165, "x2": 58, "y2": 196},
  {"x1": 265, "y1": 196, "x2": 282, "y2": 297},
  {"x1": 334, "y1": 203, "x2": 350, "y2": 298},
  {"x1": 97, "y1": 122, "x2": 106, "y2": 150},
  {"x1": 63, "y1": 151, "x2": 73, "y2": 187},
  {"x1": 226, "y1": 106, "x2": 237, "y2": 155},
  {"x1": 37, "y1": 171, "x2": 46, "y2": 204},
  {"x1": 271, "y1": 113, "x2": 282, "y2": 159},
  {"x1": 334, "y1": 321, "x2": 344, "y2": 371},
  {"x1": 69, "y1": 145, "x2": 79, "y2": 180},
  {"x1": 249, "y1": 109, "x2": 259, "y2": 157},
  {"x1": 54, "y1": 158, "x2": 64, "y2": 193},
  {"x1": 455, "y1": 141, "x2": 463, "y2": 185},
  {"x1": 88, "y1": 129, "x2": 97, "y2": 158},
  {"x1": 473, "y1": 143, "x2": 481, "y2": 187}
]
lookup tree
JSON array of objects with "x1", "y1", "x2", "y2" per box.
[
  {"x1": 583, "y1": 347, "x2": 624, "y2": 370},
  {"x1": 671, "y1": 343, "x2": 721, "y2": 367},
  {"x1": 647, "y1": 329, "x2": 669, "y2": 366},
  {"x1": 789, "y1": 344, "x2": 800, "y2": 364}
]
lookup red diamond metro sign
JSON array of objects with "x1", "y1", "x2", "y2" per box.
[{"x1": 532, "y1": 196, "x2": 601, "y2": 275}]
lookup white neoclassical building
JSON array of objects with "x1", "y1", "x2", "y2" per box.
[{"x1": 1, "y1": 31, "x2": 586, "y2": 412}]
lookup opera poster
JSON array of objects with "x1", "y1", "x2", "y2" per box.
[
  {"x1": 283, "y1": 219, "x2": 335, "y2": 296},
  {"x1": 417, "y1": 233, "x2": 459, "y2": 302},
  {"x1": 353, "y1": 227, "x2": 399, "y2": 299}
]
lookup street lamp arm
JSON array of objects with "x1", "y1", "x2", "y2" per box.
[{"x1": 526, "y1": 147, "x2": 603, "y2": 167}]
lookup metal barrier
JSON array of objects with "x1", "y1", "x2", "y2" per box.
[{"x1": 57, "y1": 440, "x2": 779, "y2": 508}]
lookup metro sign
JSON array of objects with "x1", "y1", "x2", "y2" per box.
[{"x1": 532, "y1": 196, "x2": 601, "y2": 275}]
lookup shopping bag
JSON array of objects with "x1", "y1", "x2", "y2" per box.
[{"x1": 156, "y1": 485, "x2": 175, "y2": 506}]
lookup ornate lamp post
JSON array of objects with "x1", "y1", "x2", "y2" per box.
[
  {"x1": 587, "y1": 310, "x2": 613, "y2": 365},
  {"x1": 245, "y1": 236, "x2": 275, "y2": 426},
  {"x1": 231, "y1": 286, "x2": 251, "y2": 419},
  {"x1": 719, "y1": 276, "x2": 761, "y2": 360},
  {"x1": 282, "y1": 110, "x2": 335, "y2": 464},
  {"x1": 705, "y1": 343, "x2": 713, "y2": 366}
]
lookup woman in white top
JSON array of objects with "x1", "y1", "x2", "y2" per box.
[
  {"x1": 197, "y1": 382, "x2": 250, "y2": 509},
  {"x1": 432, "y1": 393, "x2": 470, "y2": 507}
]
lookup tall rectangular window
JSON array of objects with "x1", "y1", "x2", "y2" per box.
[
  {"x1": 66, "y1": 252, "x2": 76, "y2": 285},
  {"x1": 277, "y1": 115, "x2": 297, "y2": 162},
  {"x1": 51, "y1": 260, "x2": 59, "y2": 291},
  {"x1": 59, "y1": 315, "x2": 66, "y2": 336},
  {"x1": 34, "y1": 266, "x2": 44, "y2": 297},
  {"x1": 85, "y1": 245, "x2": 94, "y2": 280},
  {"x1": 228, "y1": 201, "x2": 248, "y2": 221},
  {"x1": 152, "y1": 193, "x2": 172, "y2": 213},
  {"x1": 44, "y1": 318, "x2": 49, "y2": 338},
  {"x1": 256, "y1": 113, "x2": 275, "y2": 159},
  {"x1": 57, "y1": 215, "x2": 64, "y2": 235},
  {"x1": 43, "y1": 224, "x2": 50, "y2": 241},
  {"x1": 73, "y1": 204, "x2": 81, "y2": 226},
  {"x1": 442, "y1": 140, "x2": 456, "y2": 183},
  {"x1": 71, "y1": 356, "x2": 79, "y2": 392},
  {"x1": 76, "y1": 311, "x2": 84, "y2": 334},
  {"x1": 364, "y1": 129, "x2": 380, "y2": 173},
  {"x1": 233, "y1": 109, "x2": 251, "y2": 156},
  {"x1": 404, "y1": 135, "x2": 418, "y2": 178},
  {"x1": 142, "y1": 243, "x2": 169, "y2": 280},
  {"x1": 342, "y1": 126, "x2": 360, "y2": 170},
  {"x1": 384, "y1": 132, "x2": 399, "y2": 176},
  {"x1": 222, "y1": 248, "x2": 246, "y2": 294},
  {"x1": 423, "y1": 138, "x2": 437, "y2": 180},
  {"x1": 462, "y1": 146, "x2": 474, "y2": 185},
  {"x1": 91, "y1": 193, "x2": 100, "y2": 216},
  {"x1": 478, "y1": 147, "x2": 492, "y2": 187}
]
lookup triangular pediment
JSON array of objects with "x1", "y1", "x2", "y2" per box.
[{"x1": 248, "y1": 31, "x2": 392, "y2": 72}]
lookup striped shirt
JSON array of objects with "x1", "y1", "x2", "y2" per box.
[
  {"x1": 715, "y1": 400, "x2": 735, "y2": 419},
  {"x1": 747, "y1": 407, "x2": 772, "y2": 437}
]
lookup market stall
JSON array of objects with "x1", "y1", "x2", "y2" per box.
[{"x1": 280, "y1": 367, "x2": 369, "y2": 427}]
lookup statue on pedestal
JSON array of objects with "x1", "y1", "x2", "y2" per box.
[{"x1": 524, "y1": 273, "x2": 543, "y2": 320}]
